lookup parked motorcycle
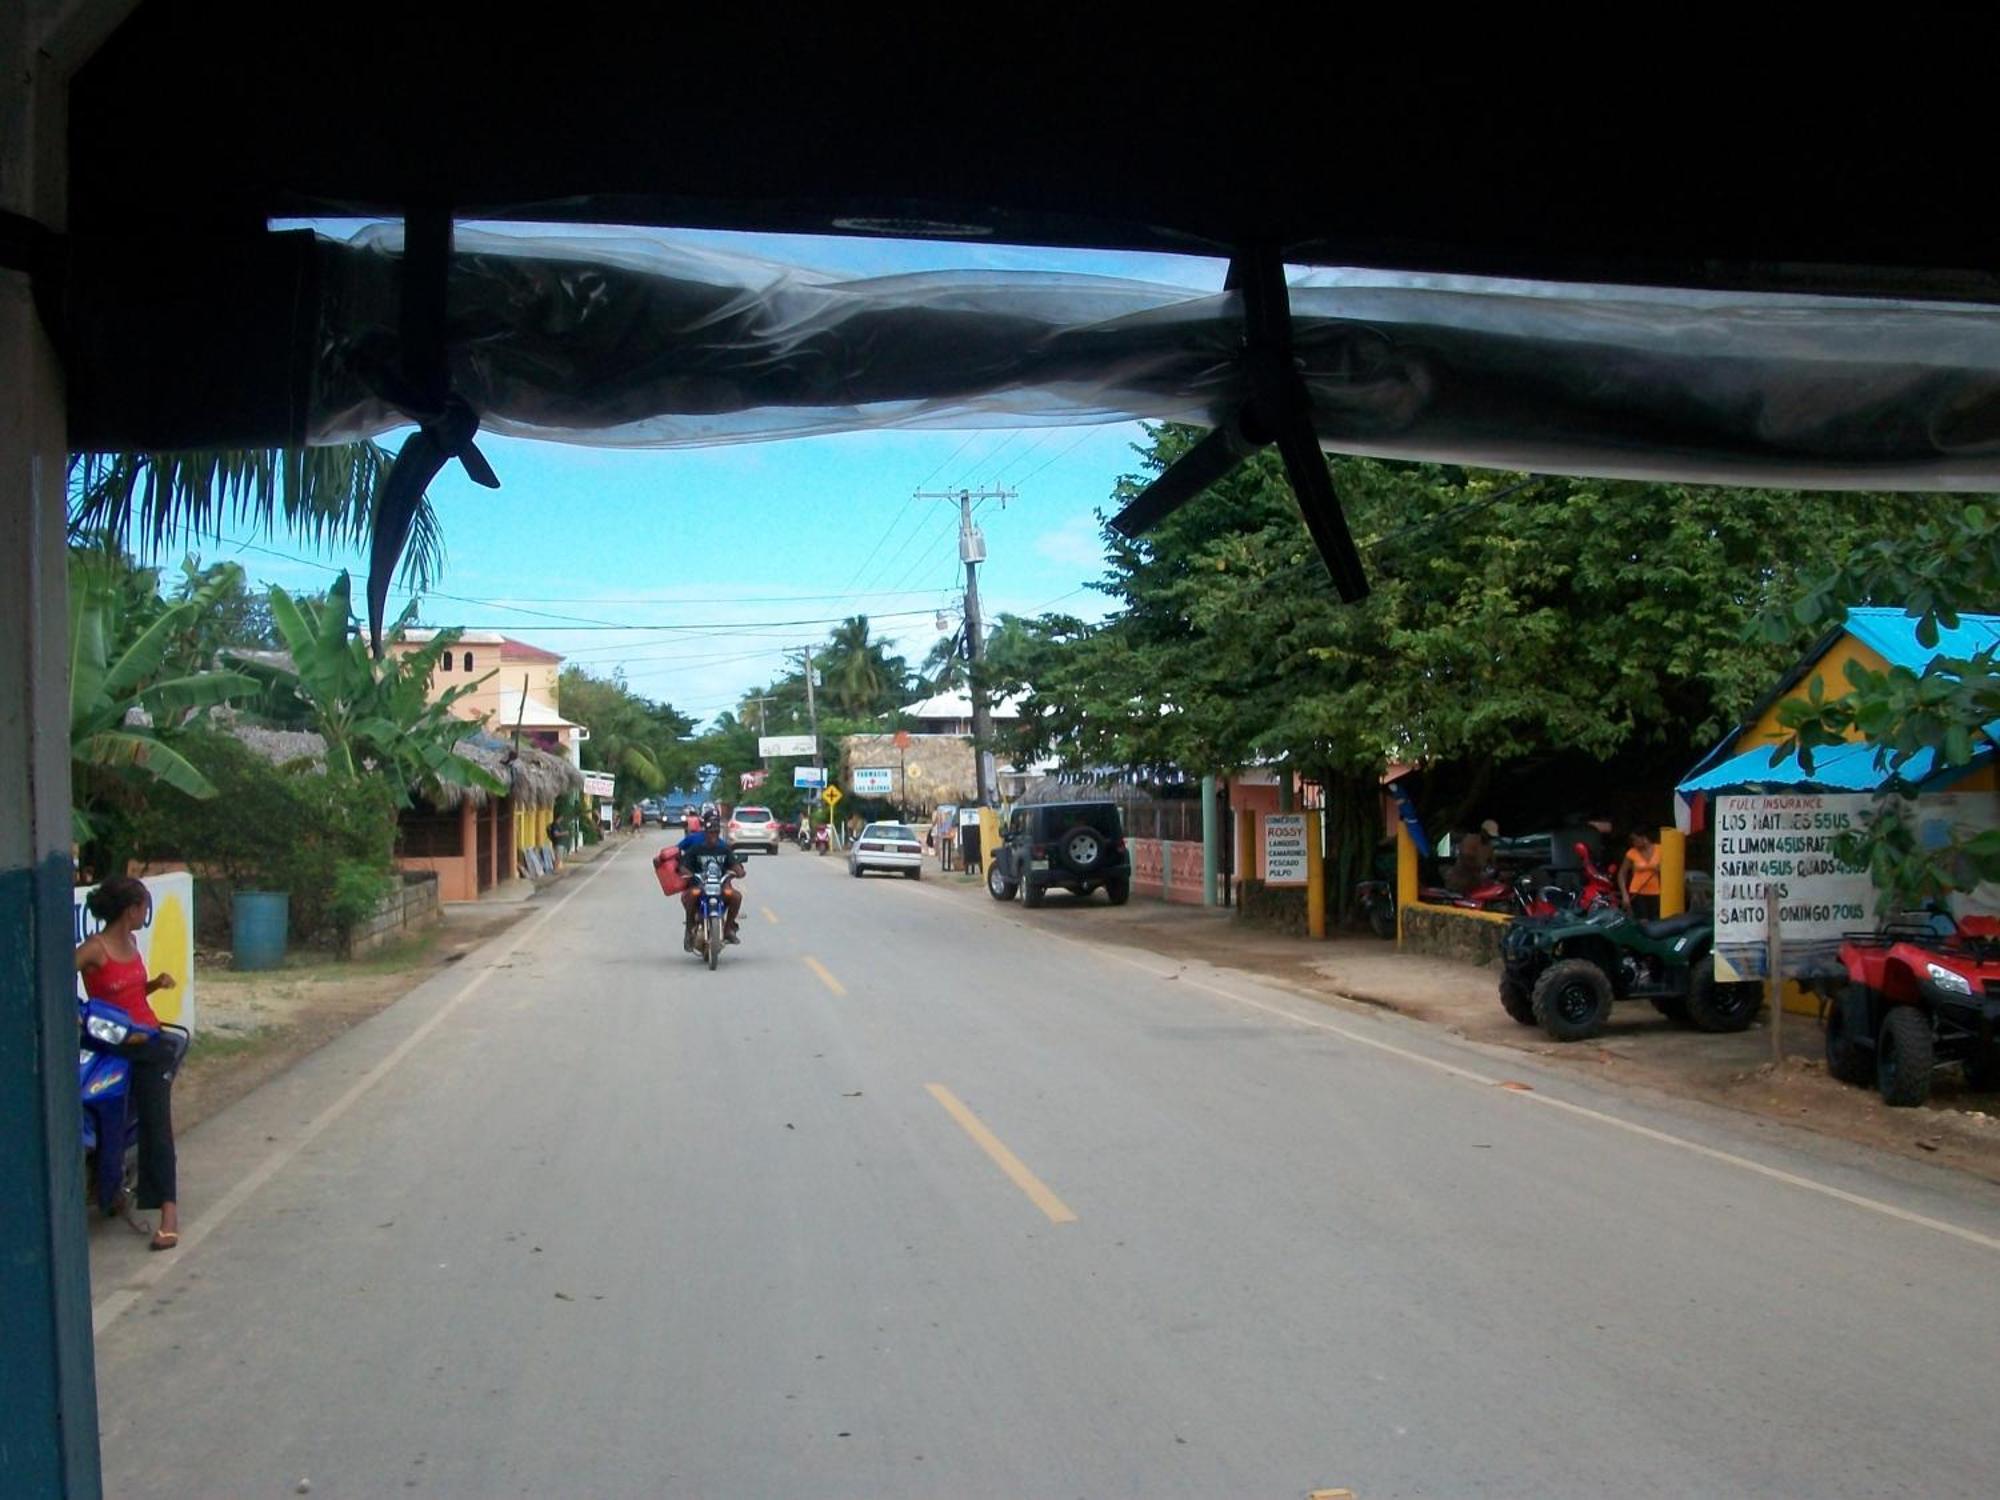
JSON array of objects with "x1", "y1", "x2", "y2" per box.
[{"x1": 78, "y1": 996, "x2": 188, "y2": 1214}]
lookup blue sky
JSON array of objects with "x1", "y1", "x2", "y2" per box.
[{"x1": 219, "y1": 223, "x2": 1229, "y2": 724}]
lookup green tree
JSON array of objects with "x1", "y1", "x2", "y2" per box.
[
  {"x1": 919, "y1": 630, "x2": 969, "y2": 694},
  {"x1": 819, "y1": 615, "x2": 911, "y2": 719},
  {"x1": 233, "y1": 571, "x2": 503, "y2": 807},
  {"x1": 68, "y1": 550, "x2": 259, "y2": 847},
  {"x1": 559, "y1": 667, "x2": 701, "y2": 807},
  {"x1": 67, "y1": 443, "x2": 446, "y2": 592},
  {"x1": 1761, "y1": 500, "x2": 2000, "y2": 910},
  {"x1": 988, "y1": 425, "x2": 1924, "y2": 915}
]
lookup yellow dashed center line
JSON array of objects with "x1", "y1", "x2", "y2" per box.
[
  {"x1": 761, "y1": 906, "x2": 779, "y2": 925},
  {"x1": 926, "y1": 1084, "x2": 1078, "y2": 1225},
  {"x1": 804, "y1": 955, "x2": 846, "y2": 996}
]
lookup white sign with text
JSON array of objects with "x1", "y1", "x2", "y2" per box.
[
  {"x1": 1264, "y1": 814, "x2": 1308, "y2": 887},
  {"x1": 758, "y1": 734, "x2": 817, "y2": 759},
  {"x1": 1714, "y1": 791, "x2": 2000, "y2": 980},
  {"x1": 851, "y1": 767, "x2": 894, "y2": 796}
]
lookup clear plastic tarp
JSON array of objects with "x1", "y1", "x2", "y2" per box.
[{"x1": 310, "y1": 228, "x2": 2000, "y2": 490}]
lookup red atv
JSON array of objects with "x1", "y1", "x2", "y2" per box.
[{"x1": 1820, "y1": 913, "x2": 2000, "y2": 1106}]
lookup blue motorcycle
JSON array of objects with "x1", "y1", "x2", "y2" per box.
[
  {"x1": 688, "y1": 850, "x2": 745, "y2": 970},
  {"x1": 78, "y1": 997, "x2": 188, "y2": 1215}
]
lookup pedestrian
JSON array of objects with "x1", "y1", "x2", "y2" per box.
[
  {"x1": 1619, "y1": 829, "x2": 1663, "y2": 921},
  {"x1": 75, "y1": 876, "x2": 182, "y2": 1251}
]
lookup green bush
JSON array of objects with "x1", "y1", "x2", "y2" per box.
[
  {"x1": 124, "y1": 730, "x2": 399, "y2": 947},
  {"x1": 327, "y1": 859, "x2": 397, "y2": 943}
]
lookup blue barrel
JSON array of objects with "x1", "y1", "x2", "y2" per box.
[{"x1": 231, "y1": 890, "x2": 289, "y2": 971}]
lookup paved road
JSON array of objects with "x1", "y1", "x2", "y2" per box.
[{"x1": 91, "y1": 835, "x2": 2000, "y2": 1497}]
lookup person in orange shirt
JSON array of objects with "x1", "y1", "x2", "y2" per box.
[{"x1": 1619, "y1": 829, "x2": 1663, "y2": 922}]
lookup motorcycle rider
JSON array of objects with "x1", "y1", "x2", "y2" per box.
[{"x1": 677, "y1": 810, "x2": 745, "y2": 948}]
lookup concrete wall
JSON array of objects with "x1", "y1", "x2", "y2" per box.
[
  {"x1": 344, "y1": 873, "x2": 443, "y2": 957},
  {"x1": 1399, "y1": 902, "x2": 1509, "y2": 965},
  {"x1": 1130, "y1": 837, "x2": 1207, "y2": 904}
]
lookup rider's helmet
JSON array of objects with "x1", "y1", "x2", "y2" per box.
[{"x1": 703, "y1": 809, "x2": 724, "y2": 832}]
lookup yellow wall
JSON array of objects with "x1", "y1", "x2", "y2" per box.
[{"x1": 1737, "y1": 636, "x2": 1888, "y2": 750}]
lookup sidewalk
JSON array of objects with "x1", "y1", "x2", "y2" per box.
[{"x1": 928, "y1": 863, "x2": 2000, "y2": 1184}]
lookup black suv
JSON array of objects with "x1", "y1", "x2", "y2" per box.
[{"x1": 987, "y1": 801, "x2": 1132, "y2": 907}]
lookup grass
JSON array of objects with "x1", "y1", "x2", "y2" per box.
[{"x1": 186, "y1": 1028, "x2": 268, "y2": 1063}]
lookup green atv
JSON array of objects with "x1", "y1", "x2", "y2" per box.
[{"x1": 1498, "y1": 909, "x2": 1764, "y2": 1042}]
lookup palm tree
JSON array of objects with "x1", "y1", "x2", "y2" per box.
[
  {"x1": 66, "y1": 443, "x2": 447, "y2": 593},
  {"x1": 921, "y1": 630, "x2": 968, "y2": 694},
  {"x1": 822, "y1": 615, "x2": 913, "y2": 718}
]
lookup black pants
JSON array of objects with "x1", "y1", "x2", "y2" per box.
[
  {"x1": 1629, "y1": 894, "x2": 1660, "y2": 923},
  {"x1": 129, "y1": 1034, "x2": 180, "y2": 1209}
]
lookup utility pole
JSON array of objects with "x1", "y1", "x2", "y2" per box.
[
  {"x1": 800, "y1": 643, "x2": 822, "y2": 837},
  {"x1": 915, "y1": 485, "x2": 1014, "y2": 806}
]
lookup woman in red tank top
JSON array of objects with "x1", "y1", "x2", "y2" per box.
[{"x1": 76, "y1": 876, "x2": 182, "y2": 1249}]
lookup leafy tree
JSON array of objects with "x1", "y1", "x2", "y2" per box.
[
  {"x1": 819, "y1": 615, "x2": 911, "y2": 719},
  {"x1": 68, "y1": 550, "x2": 259, "y2": 847},
  {"x1": 559, "y1": 667, "x2": 701, "y2": 807},
  {"x1": 919, "y1": 630, "x2": 969, "y2": 694},
  {"x1": 232, "y1": 571, "x2": 503, "y2": 807},
  {"x1": 67, "y1": 442, "x2": 447, "y2": 593},
  {"x1": 987, "y1": 424, "x2": 1925, "y2": 916},
  {"x1": 1761, "y1": 500, "x2": 2000, "y2": 910}
]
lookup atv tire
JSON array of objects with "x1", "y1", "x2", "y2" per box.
[
  {"x1": 1531, "y1": 959, "x2": 1614, "y2": 1042},
  {"x1": 1964, "y1": 1043, "x2": 2000, "y2": 1093},
  {"x1": 1686, "y1": 966, "x2": 1762, "y2": 1033},
  {"x1": 1824, "y1": 988, "x2": 1874, "y2": 1086},
  {"x1": 1877, "y1": 1007, "x2": 1935, "y2": 1107},
  {"x1": 1499, "y1": 978, "x2": 1537, "y2": 1027}
]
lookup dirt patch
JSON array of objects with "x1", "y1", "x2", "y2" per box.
[
  {"x1": 956, "y1": 881, "x2": 2000, "y2": 1186},
  {"x1": 174, "y1": 906, "x2": 527, "y2": 1131}
]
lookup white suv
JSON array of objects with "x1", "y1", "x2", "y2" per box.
[{"x1": 726, "y1": 805, "x2": 780, "y2": 854}]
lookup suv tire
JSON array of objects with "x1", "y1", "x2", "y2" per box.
[
  {"x1": 1877, "y1": 1006, "x2": 1935, "y2": 1107},
  {"x1": 1824, "y1": 988, "x2": 1874, "y2": 1086},
  {"x1": 1499, "y1": 977, "x2": 1537, "y2": 1026},
  {"x1": 1106, "y1": 877, "x2": 1130, "y2": 906},
  {"x1": 1531, "y1": 959, "x2": 1614, "y2": 1041},
  {"x1": 1686, "y1": 966, "x2": 1761, "y2": 1033},
  {"x1": 1023, "y1": 881, "x2": 1047, "y2": 909},
  {"x1": 987, "y1": 862, "x2": 1018, "y2": 902},
  {"x1": 1055, "y1": 824, "x2": 1111, "y2": 875}
]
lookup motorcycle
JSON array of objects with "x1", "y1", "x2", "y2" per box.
[
  {"x1": 813, "y1": 823, "x2": 830, "y2": 856},
  {"x1": 78, "y1": 996, "x2": 188, "y2": 1215},
  {"x1": 797, "y1": 821, "x2": 814, "y2": 852},
  {"x1": 688, "y1": 850, "x2": 744, "y2": 970}
]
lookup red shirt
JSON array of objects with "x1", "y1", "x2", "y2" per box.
[{"x1": 84, "y1": 951, "x2": 158, "y2": 1029}]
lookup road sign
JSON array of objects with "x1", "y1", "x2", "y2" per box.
[
  {"x1": 893, "y1": 729, "x2": 912, "y2": 750},
  {"x1": 851, "y1": 767, "x2": 893, "y2": 796},
  {"x1": 739, "y1": 769, "x2": 768, "y2": 790},
  {"x1": 821, "y1": 786, "x2": 843, "y2": 808},
  {"x1": 793, "y1": 765, "x2": 827, "y2": 788},
  {"x1": 758, "y1": 734, "x2": 817, "y2": 759}
]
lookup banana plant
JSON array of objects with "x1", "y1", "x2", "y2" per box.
[
  {"x1": 69, "y1": 553, "x2": 259, "y2": 842},
  {"x1": 237, "y1": 571, "x2": 506, "y2": 806}
]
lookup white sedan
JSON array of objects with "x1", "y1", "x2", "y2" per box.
[{"x1": 848, "y1": 822, "x2": 924, "y2": 879}]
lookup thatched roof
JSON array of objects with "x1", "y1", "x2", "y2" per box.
[
  {"x1": 222, "y1": 719, "x2": 582, "y2": 810},
  {"x1": 423, "y1": 734, "x2": 584, "y2": 811}
]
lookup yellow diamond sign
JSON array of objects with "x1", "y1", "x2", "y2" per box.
[{"x1": 821, "y1": 785, "x2": 843, "y2": 808}]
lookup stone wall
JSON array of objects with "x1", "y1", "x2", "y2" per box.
[
  {"x1": 344, "y1": 871, "x2": 443, "y2": 957},
  {"x1": 840, "y1": 734, "x2": 976, "y2": 810},
  {"x1": 1236, "y1": 878, "x2": 1309, "y2": 935},
  {"x1": 1398, "y1": 902, "x2": 1507, "y2": 966}
]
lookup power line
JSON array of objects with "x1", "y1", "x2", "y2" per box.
[{"x1": 1013, "y1": 427, "x2": 1103, "y2": 487}]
